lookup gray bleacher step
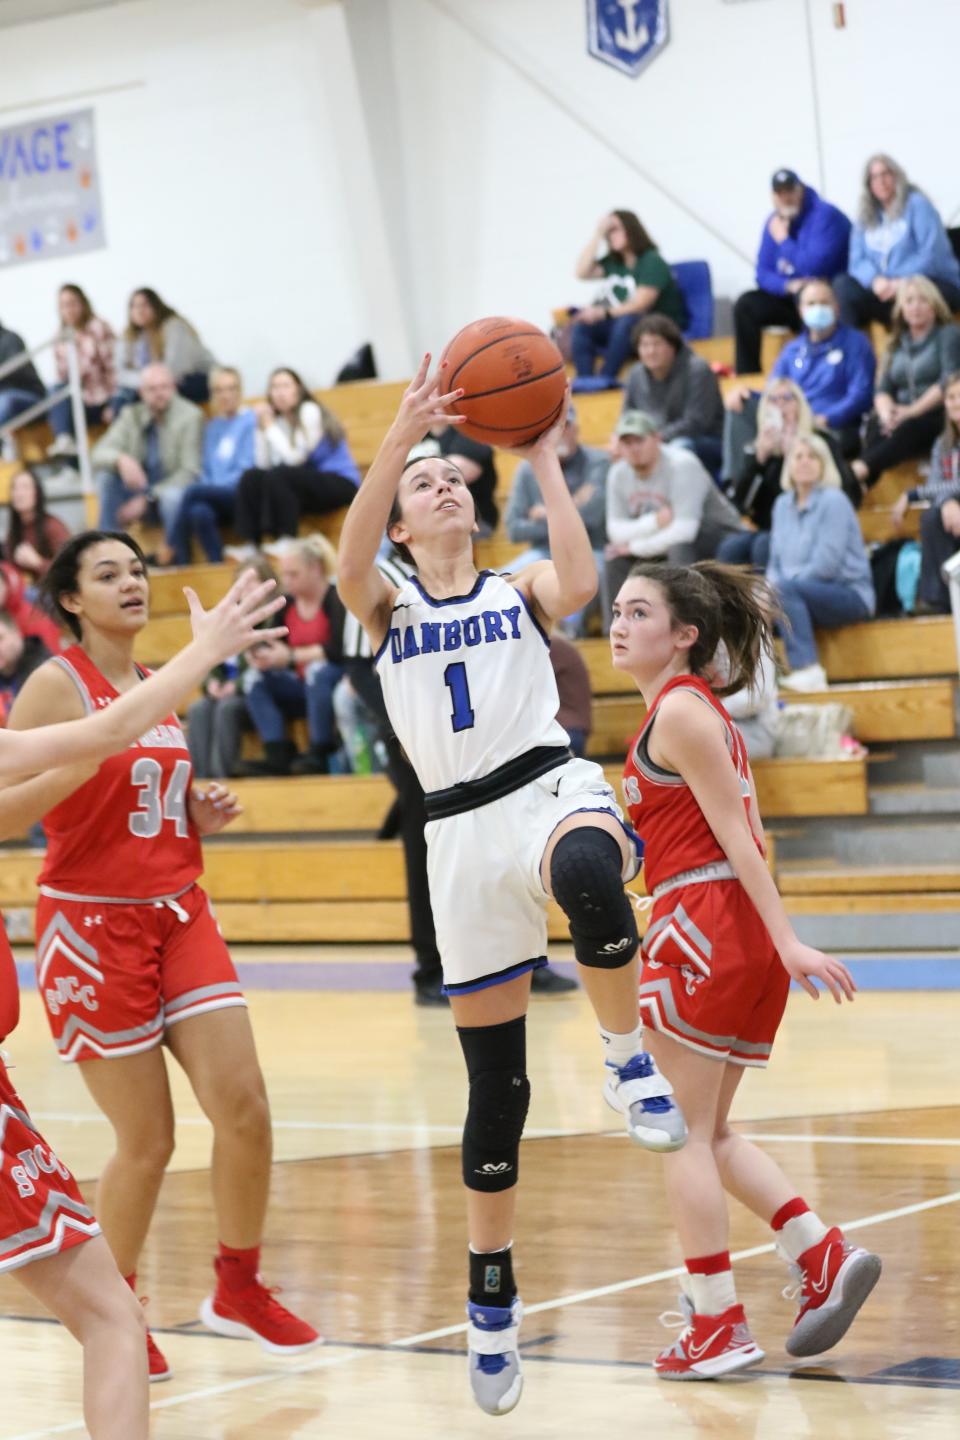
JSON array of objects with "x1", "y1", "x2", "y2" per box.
[
  {"x1": 869, "y1": 784, "x2": 960, "y2": 816},
  {"x1": 868, "y1": 741, "x2": 960, "y2": 788},
  {"x1": 775, "y1": 815, "x2": 960, "y2": 867},
  {"x1": 793, "y1": 910, "x2": 960, "y2": 951}
]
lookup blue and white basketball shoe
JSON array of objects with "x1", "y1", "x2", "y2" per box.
[
  {"x1": 603, "y1": 1051, "x2": 688, "y2": 1151},
  {"x1": 466, "y1": 1296, "x2": 523, "y2": 1415}
]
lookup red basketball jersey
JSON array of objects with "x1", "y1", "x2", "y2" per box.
[
  {"x1": 622, "y1": 674, "x2": 759, "y2": 893},
  {"x1": 0, "y1": 921, "x2": 18, "y2": 1043},
  {"x1": 37, "y1": 647, "x2": 202, "y2": 901}
]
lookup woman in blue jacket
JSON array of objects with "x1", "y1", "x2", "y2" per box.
[
  {"x1": 835, "y1": 155, "x2": 960, "y2": 329},
  {"x1": 767, "y1": 434, "x2": 875, "y2": 692}
]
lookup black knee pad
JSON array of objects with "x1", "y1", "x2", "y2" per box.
[
  {"x1": 457, "y1": 1016, "x2": 530, "y2": 1193},
  {"x1": 550, "y1": 827, "x2": 639, "y2": 969}
]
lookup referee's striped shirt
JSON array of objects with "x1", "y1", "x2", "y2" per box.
[{"x1": 339, "y1": 552, "x2": 412, "y2": 660}]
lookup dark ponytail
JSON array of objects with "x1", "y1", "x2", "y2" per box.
[
  {"x1": 40, "y1": 530, "x2": 148, "y2": 639},
  {"x1": 628, "y1": 560, "x2": 778, "y2": 696}
]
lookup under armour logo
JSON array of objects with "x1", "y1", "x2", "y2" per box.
[
  {"x1": 600, "y1": 937, "x2": 632, "y2": 954},
  {"x1": 82, "y1": 915, "x2": 103, "y2": 927}
]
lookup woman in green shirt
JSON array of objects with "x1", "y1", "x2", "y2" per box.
[{"x1": 572, "y1": 209, "x2": 687, "y2": 390}]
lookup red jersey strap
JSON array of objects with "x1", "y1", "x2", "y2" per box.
[
  {"x1": 51, "y1": 646, "x2": 152, "y2": 715},
  {"x1": 633, "y1": 674, "x2": 737, "y2": 782}
]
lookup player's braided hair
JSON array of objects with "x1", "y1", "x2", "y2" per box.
[
  {"x1": 628, "y1": 560, "x2": 779, "y2": 697},
  {"x1": 41, "y1": 530, "x2": 148, "y2": 640}
]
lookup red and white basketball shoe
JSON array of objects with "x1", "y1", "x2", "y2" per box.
[
  {"x1": 782, "y1": 1226, "x2": 881, "y2": 1357},
  {"x1": 146, "y1": 1327, "x2": 172, "y2": 1383},
  {"x1": 655, "y1": 1296, "x2": 765, "y2": 1380},
  {"x1": 200, "y1": 1258, "x2": 322, "y2": 1355}
]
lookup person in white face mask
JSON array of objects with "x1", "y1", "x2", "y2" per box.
[
  {"x1": 733, "y1": 170, "x2": 852, "y2": 375},
  {"x1": 723, "y1": 280, "x2": 876, "y2": 484}
]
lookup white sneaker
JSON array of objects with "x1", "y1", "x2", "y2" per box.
[
  {"x1": 466, "y1": 1297, "x2": 523, "y2": 1415},
  {"x1": 941, "y1": 550, "x2": 960, "y2": 584},
  {"x1": 603, "y1": 1052, "x2": 688, "y2": 1151},
  {"x1": 47, "y1": 433, "x2": 78, "y2": 458},
  {"x1": 223, "y1": 543, "x2": 257, "y2": 563},
  {"x1": 779, "y1": 663, "x2": 828, "y2": 693}
]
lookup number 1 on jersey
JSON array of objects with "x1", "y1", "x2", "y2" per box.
[{"x1": 443, "y1": 661, "x2": 475, "y2": 733}]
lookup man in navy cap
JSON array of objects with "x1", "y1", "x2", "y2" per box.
[{"x1": 733, "y1": 170, "x2": 852, "y2": 374}]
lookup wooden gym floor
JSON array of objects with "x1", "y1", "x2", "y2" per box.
[{"x1": 2, "y1": 946, "x2": 959, "y2": 1439}]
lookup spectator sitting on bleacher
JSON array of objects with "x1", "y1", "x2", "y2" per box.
[
  {"x1": 169, "y1": 366, "x2": 256, "y2": 564},
  {"x1": 733, "y1": 169, "x2": 851, "y2": 375},
  {"x1": 420, "y1": 422, "x2": 499, "y2": 536},
  {"x1": 228, "y1": 369, "x2": 359, "y2": 557},
  {"x1": 892, "y1": 370, "x2": 960, "y2": 614},
  {"x1": 851, "y1": 277, "x2": 960, "y2": 491},
  {"x1": 768, "y1": 434, "x2": 875, "y2": 692},
  {"x1": 3, "y1": 468, "x2": 70, "y2": 588},
  {"x1": 0, "y1": 560, "x2": 63, "y2": 653},
  {"x1": 187, "y1": 552, "x2": 276, "y2": 778},
  {"x1": 0, "y1": 612, "x2": 50, "y2": 726},
  {"x1": 46, "y1": 284, "x2": 116, "y2": 459},
  {"x1": 115, "y1": 287, "x2": 217, "y2": 409},
  {"x1": 718, "y1": 379, "x2": 857, "y2": 570},
  {"x1": 504, "y1": 404, "x2": 607, "y2": 632},
  {"x1": 0, "y1": 318, "x2": 45, "y2": 447},
  {"x1": 93, "y1": 364, "x2": 203, "y2": 559},
  {"x1": 834, "y1": 155, "x2": 960, "y2": 330},
  {"x1": 241, "y1": 535, "x2": 344, "y2": 776},
  {"x1": 571, "y1": 210, "x2": 687, "y2": 392},
  {"x1": 603, "y1": 411, "x2": 740, "y2": 617},
  {"x1": 724, "y1": 280, "x2": 875, "y2": 479},
  {"x1": 621, "y1": 314, "x2": 724, "y2": 477},
  {"x1": 714, "y1": 644, "x2": 781, "y2": 761}
]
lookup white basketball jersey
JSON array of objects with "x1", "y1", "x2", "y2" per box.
[{"x1": 375, "y1": 571, "x2": 569, "y2": 792}]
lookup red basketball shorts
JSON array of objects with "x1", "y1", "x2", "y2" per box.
[
  {"x1": 0, "y1": 1057, "x2": 100, "y2": 1273},
  {"x1": 34, "y1": 884, "x2": 245, "y2": 1063},
  {"x1": 638, "y1": 879, "x2": 789, "y2": 1067}
]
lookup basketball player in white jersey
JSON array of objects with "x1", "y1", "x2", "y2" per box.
[{"x1": 338, "y1": 357, "x2": 686, "y2": 1416}]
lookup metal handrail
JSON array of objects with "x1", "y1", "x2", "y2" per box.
[{"x1": 0, "y1": 331, "x2": 93, "y2": 493}]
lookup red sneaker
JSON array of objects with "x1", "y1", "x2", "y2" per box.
[
  {"x1": 782, "y1": 1226, "x2": 881, "y2": 1357},
  {"x1": 200, "y1": 1259, "x2": 321, "y2": 1355},
  {"x1": 146, "y1": 1327, "x2": 172, "y2": 1383},
  {"x1": 655, "y1": 1298, "x2": 764, "y2": 1380}
]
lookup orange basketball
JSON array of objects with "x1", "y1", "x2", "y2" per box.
[{"x1": 440, "y1": 316, "x2": 567, "y2": 448}]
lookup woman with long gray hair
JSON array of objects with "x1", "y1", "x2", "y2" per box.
[{"x1": 834, "y1": 154, "x2": 960, "y2": 328}]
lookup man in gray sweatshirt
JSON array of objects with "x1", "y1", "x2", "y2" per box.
[
  {"x1": 504, "y1": 404, "x2": 609, "y2": 633},
  {"x1": 603, "y1": 410, "x2": 741, "y2": 618}
]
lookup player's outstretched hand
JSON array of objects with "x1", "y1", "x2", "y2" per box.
[
  {"x1": 189, "y1": 783, "x2": 242, "y2": 837},
  {"x1": 185, "y1": 571, "x2": 287, "y2": 664},
  {"x1": 780, "y1": 940, "x2": 856, "y2": 1004},
  {"x1": 502, "y1": 383, "x2": 572, "y2": 461},
  {"x1": 393, "y1": 354, "x2": 466, "y2": 444}
]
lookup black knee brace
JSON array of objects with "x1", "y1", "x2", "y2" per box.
[
  {"x1": 457, "y1": 1016, "x2": 530, "y2": 1193},
  {"x1": 550, "y1": 827, "x2": 639, "y2": 969}
]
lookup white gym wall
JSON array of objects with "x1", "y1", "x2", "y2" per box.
[{"x1": 1, "y1": 0, "x2": 957, "y2": 384}]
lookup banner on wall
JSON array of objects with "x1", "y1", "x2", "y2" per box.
[
  {"x1": 0, "y1": 107, "x2": 106, "y2": 270},
  {"x1": 586, "y1": 0, "x2": 670, "y2": 77}
]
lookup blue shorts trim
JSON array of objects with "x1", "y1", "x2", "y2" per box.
[{"x1": 442, "y1": 956, "x2": 548, "y2": 996}]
